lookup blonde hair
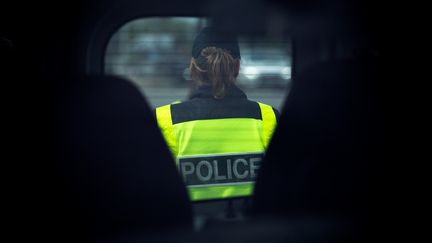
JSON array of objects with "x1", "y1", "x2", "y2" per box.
[{"x1": 190, "y1": 47, "x2": 240, "y2": 98}]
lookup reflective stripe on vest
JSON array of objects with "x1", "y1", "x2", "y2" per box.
[
  {"x1": 156, "y1": 102, "x2": 277, "y2": 201},
  {"x1": 155, "y1": 104, "x2": 178, "y2": 157}
]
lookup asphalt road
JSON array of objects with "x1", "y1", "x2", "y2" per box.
[{"x1": 140, "y1": 87, "x2": 290, "y2": 111}]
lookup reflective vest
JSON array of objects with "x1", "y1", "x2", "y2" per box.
[{"x1": 155, "y1": 87, "x2": 277, "y2": 201}]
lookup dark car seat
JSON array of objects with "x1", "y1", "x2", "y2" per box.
[
  {"x1": 252, "y1": 58, "x2": 383, "y2": 239},
  {"x1": 49, "y1": 76, "x2": 192, "y2": 241}
]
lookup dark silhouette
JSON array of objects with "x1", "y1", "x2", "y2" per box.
[
  {"x1": 49, "y1": 76, "x2": 192, "y2": 241},
  {"x1": 252, "y1": 58, "x2": 383, "y2": 240}
]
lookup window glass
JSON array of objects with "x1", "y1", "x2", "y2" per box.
[{"x1": 105, "y1": 17, "x2": 291, "y2": 110}]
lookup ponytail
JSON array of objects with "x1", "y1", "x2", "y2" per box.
[{"x1": 190, "y1": 47, "x2": 239, "y2": 98}]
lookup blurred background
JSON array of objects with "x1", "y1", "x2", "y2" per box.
[{"x1": 105, "y1": 17, "x2": 292, "y2": 110}]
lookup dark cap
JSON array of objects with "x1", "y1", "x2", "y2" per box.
[{"x1": 191, "y1": 27, "x2": 240, "y2": 59}]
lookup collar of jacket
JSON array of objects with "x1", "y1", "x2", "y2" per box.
[{"x1": 189, "y1": 84, "x2": 247, "y2": 100}]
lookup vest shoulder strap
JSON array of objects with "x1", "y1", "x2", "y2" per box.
[
  {"x1": 257, "y1": 102, "x2": 277, "y2": 149},
  {"x1": 155, "y1": 104, "x2": 178, "y2": 157}
]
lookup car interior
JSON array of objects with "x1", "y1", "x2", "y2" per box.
[{"x1": 1, "y1": 0, "x2": 386, "y2": 242}]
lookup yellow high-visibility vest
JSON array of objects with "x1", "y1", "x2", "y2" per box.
[{"x1": 156, "y1": 93, "x2": 277, "y2": 201}]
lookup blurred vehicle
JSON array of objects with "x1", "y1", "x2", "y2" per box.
[{"x1": 238, "y1": 50, "x2": 291, "y2": 88}]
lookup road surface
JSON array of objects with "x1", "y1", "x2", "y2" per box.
[{"x1": 139, "y1": 87, "x2": 290, "y2": 111}]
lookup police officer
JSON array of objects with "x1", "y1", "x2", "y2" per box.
[{"x1": 155, "y1": 27, "x2": 279, "y2": 202}]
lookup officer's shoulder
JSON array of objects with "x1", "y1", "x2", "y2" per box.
[
  {"x1": 153, "y1": 101, "x2": 182, "y2": 118},
  {"x1": 253, "y1": 101, "x2": 280, "y2": 122},
  {"x1": 155, "y1": 101, "x2": 182, "y2": 110}
]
